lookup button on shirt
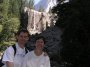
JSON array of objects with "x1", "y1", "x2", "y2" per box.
[{"x1": 2, "y1": 43, "x2": 26, "y2": 67}]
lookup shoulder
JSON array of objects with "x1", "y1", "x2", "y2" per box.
[
  {"x1": 24, "y1": 51, "x2": 33, "y2": 61},
  {"x1": 43, "y1": 52, "x2": 50, "y2": 59},
  {"x1": 2, "y1": 46, "x2": 15, "y2": 61},
  {"x1": 25, "y1": 51, "x2": 33, "y2": 57},
  {"x1": 4, "y1": 46, "x2": 14, "y2": 55},
  {"x1": 6, "y1": 46, "x2": 14, "y2": 52},
  {"x1": 43, "y1": 52, "x2": 49, "y2": 57},
  {"x1": 45, "y1": 55, "x2": 50, "y2": 59},
  {"x1": 44, "y1": 55, "x2": 50, "y2": 62}
]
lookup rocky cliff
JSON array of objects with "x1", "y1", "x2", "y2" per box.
[{"x1": 24, "y1": 7, "x2": 55, "y2": 34}]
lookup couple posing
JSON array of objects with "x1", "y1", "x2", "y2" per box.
[{"x1": 2, "y1": 29, "x2": 50, "y2": 67}]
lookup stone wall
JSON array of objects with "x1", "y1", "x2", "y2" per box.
[{"x1": 24, "y1": 7, "x2": 55, "y2": 34}]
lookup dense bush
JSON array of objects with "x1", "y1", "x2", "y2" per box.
[{"x1": 52, "y1": 0, "x2": 90, "y2": 67}]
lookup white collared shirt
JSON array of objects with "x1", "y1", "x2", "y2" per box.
[
  {"x1": 22, "y1": 51, "x2": 51, "y2": 67},
  {"x1": 2, "y1": 43, "x2": 27, "y2": 67}
]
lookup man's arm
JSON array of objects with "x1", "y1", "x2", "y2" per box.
[
  {"x1": 6, "y1": 61, "x2": 13, "y2": 67},
  {"x1": 2, "y1": 46, "x2": 14, "y2": 67}
]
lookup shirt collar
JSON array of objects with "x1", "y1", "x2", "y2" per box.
[{"x1": 16, "y1": 42, "x2": 25, "y2": 50}]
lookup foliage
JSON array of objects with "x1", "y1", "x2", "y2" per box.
[
  {"x1": 24, "y1": 0, "x2": 34, "y2": 9},
  {"x1": 19, "y1": 0, "x2": 34, "y2": 30},
  {"x1": 0, "y1": 41, "x2": 15, "y2": 51},
  {"x1": 0, "y1": 25, "x2": 3, "y2": 32},
  {"x1": 0, "y1": 0, "x2": 30, "y2": 51},
  {"x1": 19, "y1": 11, "x2": 28, "y2": 30},
  {"x1": 28, "y1": 0, "x2": 34, "y2": 9},
  {"x1": 0, "y1": 0, "x2": 22, "y2": 48},
  {"x1": 52, "y1": 0, "x2": 90, "y2": 67},
  {"x1": 0, "y1": 18, "x2": 20, "y2": 41}
]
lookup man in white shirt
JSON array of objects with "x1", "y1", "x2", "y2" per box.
[
  {"x1": 22, "y1": 36, "x2": 51, "y2": 67},
  {"x1": 2, "y1": 29, "x2": 30, "y2": 67}
]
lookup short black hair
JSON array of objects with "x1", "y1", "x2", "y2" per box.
[
  {"x1": 35, "y1": 36, "x2": 46, "y2": 44},
  {"x1": 16, "y1": 29, "x2": 30, "y2": 37}
]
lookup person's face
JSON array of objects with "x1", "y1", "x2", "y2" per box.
[
  {"x1": 16, "y1": 32, "x2": 29, "y2": 45},
  {"x1": 35, "y1": 39, "x2": 44, "y2": 50}
]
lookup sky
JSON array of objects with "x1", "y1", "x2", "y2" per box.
[
  {"x1": 34, "y1": 0, "x2": 41, "y2": 5},
  {"x1": 34, "y1": 0, "x2": 57, "y2": 12},
  {"x1": 34, "y1": 0, "x2": 69, "y2": 5}
]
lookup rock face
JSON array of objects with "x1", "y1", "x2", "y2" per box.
[
  {"x1": 24, "y1": 7, "x2": 55, "y2": 34},
  {"x1": 40, "y1": 26, "x2": 62, "y2": 54}
]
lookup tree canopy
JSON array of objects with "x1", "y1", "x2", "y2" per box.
[
  {"x1": 0, "y1": 0, "x2": 23, "y2": 47},
  {"x1": 52, "y1": 0, "x2": 90, "y2": 67}
]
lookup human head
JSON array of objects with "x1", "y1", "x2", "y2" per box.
[
  {"x1": 16, "y1": 29, "x2": 30, "y2": 37},
  {"x1": 16, "y1": 29, "x2": 30, "y2": 46},
  {"x1": 35, "y1": 36, "x2": 46, "y2": 44},
  {"x1": 35, "y1": 36, "x2": 46, "y2": 50}
]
